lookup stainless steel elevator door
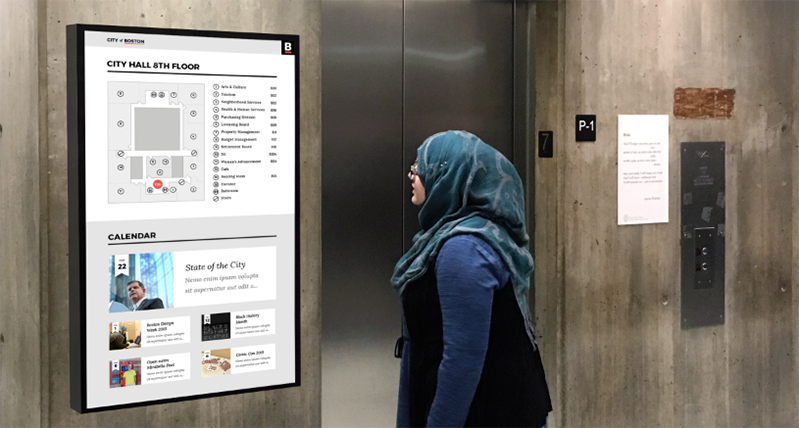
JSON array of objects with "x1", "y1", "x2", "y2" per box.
[
  {"x1": 321, "y1": 1, "x2": 404, "y2": 427},
  {"x1": 322, "y1": 1, "x2": 516, "y2": 426},
  {"x1": 403, "y1": 0, "x2": 514, "y2": 251}
]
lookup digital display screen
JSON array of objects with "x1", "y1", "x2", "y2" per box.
[{"x1": 68, "y1": 24, "x2": 299, "y2": 412}]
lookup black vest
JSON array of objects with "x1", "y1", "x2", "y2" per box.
[{"x1": 402, "y1": 266, "x2": 552, "y2": 428}]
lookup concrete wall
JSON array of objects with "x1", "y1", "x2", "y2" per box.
[
  {"x1": 0, "y1": 0, "x2": 45, "y2": 426},
  {"x1": 533, "y1": 1, "x2": 799, "y2": 426},
  {"x1": 1, "y1": 1, "x2": 321, "y2": 426}
]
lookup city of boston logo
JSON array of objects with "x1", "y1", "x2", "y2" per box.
[{"x1": 107, "y1": 36, "x2": 144, "y2": 45}]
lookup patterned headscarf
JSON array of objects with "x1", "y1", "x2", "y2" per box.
[{"x1": 391, "y1": 131, "x2": 536, "y2": 339}]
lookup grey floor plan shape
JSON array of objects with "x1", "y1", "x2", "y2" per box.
[{"x1": 108, "y1": 82, "x2": 205, "y2": 203}]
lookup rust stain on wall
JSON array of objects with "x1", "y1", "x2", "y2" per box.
[{"x1": 674, "y1": 88, "x2": 735, "y2": 119}]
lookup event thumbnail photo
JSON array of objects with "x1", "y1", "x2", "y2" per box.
[
  {"x1": 201, "y1": 349, "x2": 231, "y2": 377},
  {"x1": 109, "y1": 320, "x2": 142, "y2": 351},
  {"x1": 109, "y1": 358, "x2": 141, "y2": 388},
  {"x1": 109, "y1": 252, "x2": 174, "y2": 313},
  {"x1": 201, "y1": 312, "x2": 231, "y2": 342}
]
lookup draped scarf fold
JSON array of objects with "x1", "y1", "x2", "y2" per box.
[{"x1": 391, "y1": 130, "x2": 536, "y2": 341}]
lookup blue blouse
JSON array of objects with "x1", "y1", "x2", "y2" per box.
[{"x1": 398, "y1": 234, "x2": 510, "y2": 427}]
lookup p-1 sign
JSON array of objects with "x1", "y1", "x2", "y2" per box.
[{"x1": 576, "y1": 115, "x2": 596, "y2": 142}]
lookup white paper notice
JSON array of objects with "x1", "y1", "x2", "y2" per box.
[{"x1": 618, "y1": 115, "x2": 669, "y2": 225}]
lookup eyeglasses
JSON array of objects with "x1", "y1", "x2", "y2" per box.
[{"x1": 408, "y1": 162, "x2": 418, "y2": 181}]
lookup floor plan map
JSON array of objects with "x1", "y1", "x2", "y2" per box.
[{"x1": 108, "y1": 82, "x2": 205, "y2": 203}]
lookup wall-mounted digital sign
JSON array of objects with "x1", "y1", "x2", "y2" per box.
[{"x1": 67, "y1": 24, "x2": 300, "y2": 413}]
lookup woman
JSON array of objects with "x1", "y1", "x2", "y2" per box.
[{"x1": 392, "y1": 131, "x2": 552, "y2": 428}]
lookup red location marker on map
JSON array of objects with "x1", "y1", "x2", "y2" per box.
[{"x1": 153, "y1": 180, "x2": 163, "y2": 189}]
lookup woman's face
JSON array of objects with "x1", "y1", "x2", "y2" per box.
[{"x1": 409, "y1": 161, "x2": 426, "y2": 205}]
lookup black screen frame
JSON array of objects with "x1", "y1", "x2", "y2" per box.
[{"x1": 67, "y1": 23, "x2": 301, "y2": 413}]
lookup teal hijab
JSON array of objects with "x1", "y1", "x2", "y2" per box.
[{"x1": 391, "y1": 130, "x2": 536, "y2": 339}]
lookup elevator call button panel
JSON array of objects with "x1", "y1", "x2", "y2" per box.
[{"x1": 681, "y1": 142, "x2": 725, "y2": 329}]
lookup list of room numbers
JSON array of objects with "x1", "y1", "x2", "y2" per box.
[{"x1": 270, "y1": 85, "x2": 278, "y2": 177}]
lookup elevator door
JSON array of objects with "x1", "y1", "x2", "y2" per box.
[{"x1": 322, "y1": 1, "x2": 522, "y2": 426}]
